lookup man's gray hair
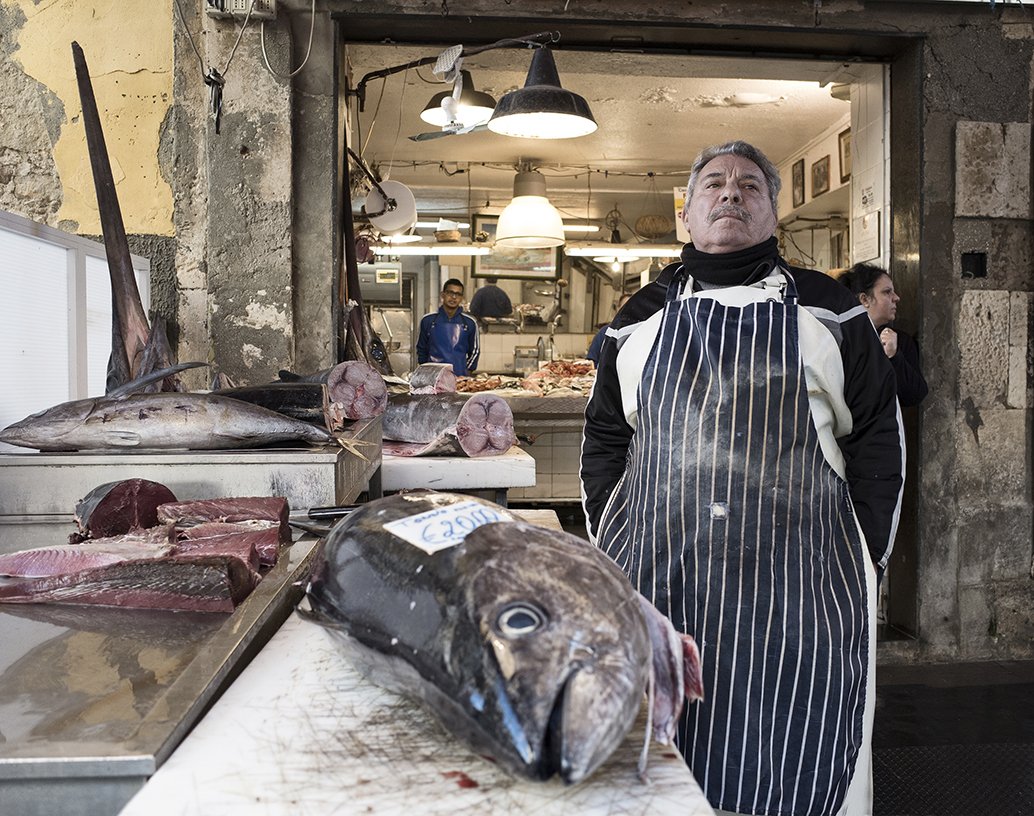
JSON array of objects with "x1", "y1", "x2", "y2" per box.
[{"x1": 686, "y1": 141, "x2": 781, "y2": 215}]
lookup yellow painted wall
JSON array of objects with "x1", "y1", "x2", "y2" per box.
[{"x1": 9, "y1": 0, "x2": 173, "y2": 236}]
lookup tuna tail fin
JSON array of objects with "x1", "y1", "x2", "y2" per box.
[
  {"x1": 106, "y1": 362, "x2": 209, "y2": 399},
  {"x1": 136, "y1": 316, "x2": 182, "y2": 392}
]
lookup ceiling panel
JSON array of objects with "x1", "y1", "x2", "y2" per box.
[{"x1": 347, "y1": 43, "x2": 854, "y2": 237}]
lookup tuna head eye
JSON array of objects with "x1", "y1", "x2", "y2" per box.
[{"x1": 496, "y1": 603, "x2": 547, "y2": 637}]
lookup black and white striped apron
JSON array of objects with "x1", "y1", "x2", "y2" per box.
[{"x1": 597, "y1": 272, "x2": 870, "y2": 816}]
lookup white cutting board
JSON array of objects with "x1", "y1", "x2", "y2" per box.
[{"x1": 121, "y1": 611, "x2": 714, "y2": 815}]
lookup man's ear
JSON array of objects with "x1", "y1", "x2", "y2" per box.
[{"x1": 679, "y1": 202, "x2": 692, "y2": 239}]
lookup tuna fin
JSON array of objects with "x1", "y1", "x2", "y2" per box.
[
  {"x1": 136, "y1": 316, "x2": 182, "y2": 392},
  {"x1": 107, "y1": 362, "x2": 209, "y2": 399},
  {"x1": 637, "y1": 671, "x2": 655, "y2": 784},
  {"x1": 73, "y1": 42, "x2": 152, "y2": 390},
  {"x1": 103, "y1": 430, "x2": 143, "y2": 446},
  {"x1": 637, "y1": 593, "x2": 704, "y2": 744},
  {"x1": 333, "y1": 436, "x2": 376, "y2": 461}
]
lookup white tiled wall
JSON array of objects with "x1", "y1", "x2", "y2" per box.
[{"x1": 509, "y1": 427, "x2": 585, "y2": 502}]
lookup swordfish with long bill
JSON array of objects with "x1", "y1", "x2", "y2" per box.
[{"x1": 72, "y1": 41, "x2": 179, "y2": 394}]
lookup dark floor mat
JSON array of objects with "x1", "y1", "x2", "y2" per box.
[
  {"x1": 874, "y1": 743, "x2": 1034, "y2": 816},
  {"x1": 874, "y1": 682, "x2": 1034, "y2": 747}
]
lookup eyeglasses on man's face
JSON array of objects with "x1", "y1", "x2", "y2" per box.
[{"x1": 443, "y1": 289, "x2": 464, "y2": 298}]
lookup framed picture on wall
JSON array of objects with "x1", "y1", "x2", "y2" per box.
[
  {"x1": 838, "y1": 127, "x2": 852, "y2": 184},
  {"x1": 470, "y1": 215, "x2": 562, "y2": 280},
  {"x1": 792, "y1": 159, "x2": 805, "y2": 208},
  {"x1": 811, "y1": 155, "x2": 831, "y2": 198}
]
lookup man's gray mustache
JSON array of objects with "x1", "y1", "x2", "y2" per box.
[{"x1": 708, "y1": 205, "x2": 751, "y2": 223}]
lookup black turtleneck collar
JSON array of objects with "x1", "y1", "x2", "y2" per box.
[{"x1": 677, "y1": 236, "x2": 780, "y2": 288}]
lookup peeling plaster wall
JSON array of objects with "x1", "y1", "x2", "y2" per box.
[
  {"x1": 171, "y1": 3, "x2": 300, "y2": 386},
  {"x1": 2, "y1": 0, "x2": 174, "y2": 234},
  {"x1": 0, "y1": 0, "x2": 178, "y2": 335}
]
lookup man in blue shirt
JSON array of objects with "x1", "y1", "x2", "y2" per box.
[{"x1": 416, "y1": 278, "x2": 480, "y2": 376}]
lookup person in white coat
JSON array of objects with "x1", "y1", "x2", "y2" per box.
[{"x1": 581, "y1": 141, "x2": 904, "y2": 816}]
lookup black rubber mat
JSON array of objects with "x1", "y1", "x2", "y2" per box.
[
  {"x1": 874, "y1": 743, "x2": 1034, "y2": 816},
  {"x1": 874, "y1": 674, "x2": 1034, "y2": 815}
]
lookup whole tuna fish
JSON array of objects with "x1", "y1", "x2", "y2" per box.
[
  {"x1": 0, "y1": 392, "x2": 336, "y2": 452},
  {"x1": 303, "y1": 491, "x2": 702, "y2": 784}
]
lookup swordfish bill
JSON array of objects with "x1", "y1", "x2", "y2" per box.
[{"x1": 72, "y1": 42, "x2": 171, "y2": 392}]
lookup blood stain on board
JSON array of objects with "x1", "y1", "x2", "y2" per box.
[{"x1": 441, "y1": 770, "x2": 479, "y2": 789}]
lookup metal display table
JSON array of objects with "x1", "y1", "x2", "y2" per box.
[
  {"x1": 375, "y1": 444, "x2": 536, "y2": 506},
  {"x1": 0, "y1": 417, "x2": 381, "y2": 555},
  {"x1": 0, "y1": 535, "x2": 321, "y2": 816}
]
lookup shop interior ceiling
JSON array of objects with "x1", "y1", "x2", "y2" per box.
[{"x1": 347, "y1": 44, "x2": 852, "y2": 239}]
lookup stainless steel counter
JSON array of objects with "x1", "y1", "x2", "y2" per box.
[{"x1": 0, "y1": 534, "x2": 321, "y2": 816}]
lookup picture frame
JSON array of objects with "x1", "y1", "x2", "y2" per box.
[
  {"x1": 838, "y1": 128, "x2": 852, "y2": 184},
  {"x1": 470, "y1": 214, "x2": 562, "y2": 280},
  {"x1": 791, "y1": 158, "x2": 805, "y2": 208},
  {"x1": 811, "y1": 155, "x2": 831, "y2": 198}
]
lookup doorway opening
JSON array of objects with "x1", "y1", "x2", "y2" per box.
[{"x1": 336, "y1": 16, "x2": 922, "y2": 640}]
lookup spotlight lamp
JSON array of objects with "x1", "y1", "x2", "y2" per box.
[{"x1": 487, "y1": 47, "x2": 597, "y2": 139}]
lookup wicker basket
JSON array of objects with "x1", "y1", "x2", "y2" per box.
[{"x1": 635, "y1": 213, "x2": 674, "y2": 239}]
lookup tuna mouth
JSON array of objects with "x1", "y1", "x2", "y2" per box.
[{"x1": 538, "y1": 673, "x2": 571, "y2": 781}]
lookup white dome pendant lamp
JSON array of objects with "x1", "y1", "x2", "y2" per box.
[{"x1": 495, "y1": 168, "x2": 565, "y2": 249}]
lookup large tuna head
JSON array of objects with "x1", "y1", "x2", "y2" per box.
[
  {"x1": 303, "y1": 492, "x2": 653, "y2": 786},
  {"x1": 453, "y1": 521, "x2": 651, "y2": 784}
]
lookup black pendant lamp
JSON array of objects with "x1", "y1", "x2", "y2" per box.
[
  {"x1": 419, "y1": 70, "x2": 497, "y2": 129},
  {"x1": 487, "y1": 47, "x2": 597, "y2": 139}
]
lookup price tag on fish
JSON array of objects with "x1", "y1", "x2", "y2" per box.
[{"x1": 383, "y1": 501, "x2": 514, "y2": 554}]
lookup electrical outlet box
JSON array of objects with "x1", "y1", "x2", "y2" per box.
[{"x1": 205, "y1": 0, "x2": 277, "y2": 21}]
